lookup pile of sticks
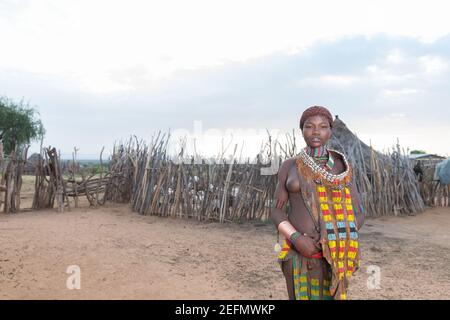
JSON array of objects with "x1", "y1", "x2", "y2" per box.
[
  {"x1": 65, "y1": 147, "x2": 108, "y2": 207},
  {"x1": 65, "y1": 177, "x2": 109, "y2": 205},
  {"x1": 32, "y1": 146, "x2": 110, "y2": 210},
  {"x1": 364, "y1": 142, "x2": 425, "y2": 216},
  {"x1": 1, "y1": 142, "x2": 29, "y2": 213},
  {"x1": 32, "y1": 146, "x2": 67, "y2": 211},
  {"x1": 104, "y1": 141, "x2": 136, "y2": 204}
]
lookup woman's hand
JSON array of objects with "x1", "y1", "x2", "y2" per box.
[{"x1": 293, "y1": 234, "x2": 322, "y2": 258}]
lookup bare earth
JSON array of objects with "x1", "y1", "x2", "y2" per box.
[{"x1": 0, "y1": 201, "x2": 449, "y2": 300}]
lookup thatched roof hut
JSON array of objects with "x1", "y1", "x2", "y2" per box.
[
  {"x1": 328, "y1": 116, "x2": 425, "y2": 217},
  {"x1": 329, "y1": 116, "x2": 373, "y2": 158},
  {"x1": 328, "y1": 116, "x2": 390, "y2": 173},
  {"x1": 409, "y1": 154, "x2": 445, "y2": 161},
  {"x1": 24, "y1": 153, "x2": 42, "y2": 175}
]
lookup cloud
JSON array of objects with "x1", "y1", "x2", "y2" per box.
[
  {"x1": 386, "y1": 49, "x2": 405, "y2": 64},
  {"x1": 3, "y1": 0, "x2": 450, "y2": 90},
  {"x1": 296, "y1": 74, "x2": 359, "y2": 87},
  {"x1": 1, "y1": 34, "x2": 450, "y2": 157},
  {"x1": 381, "y1": 88, "x2": 423, "y2": 98},
  {"x1": 419, "y1": 55, "x2": 449, "y2": 74}
]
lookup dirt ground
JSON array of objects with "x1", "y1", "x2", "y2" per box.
[{"x1": 0, "y1": 180, "x2": 449, "y2": 299}]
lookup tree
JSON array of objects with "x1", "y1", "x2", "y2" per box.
[
  {"x1": 0, "y1": 96, "x2": 45, "y2": 155},
  {"x1": 410, "y1": 150, "x2": 427, "y2": 155}
]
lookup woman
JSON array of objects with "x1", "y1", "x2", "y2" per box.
[{"x1": 271, "y1": 106, "x2": 365, "y2": 300}]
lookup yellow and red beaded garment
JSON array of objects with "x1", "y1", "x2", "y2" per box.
[{"x1": 295, "y1": 148, "x2": 360, "y2": 300}]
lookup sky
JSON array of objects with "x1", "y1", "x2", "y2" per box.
[{"x1": 1, "y1": 0, "x2": 449, "y2": 160}]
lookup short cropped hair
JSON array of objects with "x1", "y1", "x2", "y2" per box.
[{"x1": 299, "y1": 106, "x2": 333, "y2": 130}]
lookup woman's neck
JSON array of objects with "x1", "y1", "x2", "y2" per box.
[
  {"x1": 304, "y1": 145, "x2": 335, "y2": 171},
  {"x1": 305, "y1": 145, "x2": 328, "y2": 158}
]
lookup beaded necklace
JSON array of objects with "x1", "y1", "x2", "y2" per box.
[
  {"x1": 299, "y1": 147, "x2": 350, "y2": 187},
  {"x1": 305, "y1": 145, "x2": 335, "y2": 171}
]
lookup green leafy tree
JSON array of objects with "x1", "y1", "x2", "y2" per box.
[
  {"x1": 410, "y1": 150, "x2": 426, "y2": 155},
  {"x1": 0, "y1": 96, "x2": 45, "y2": 155}
]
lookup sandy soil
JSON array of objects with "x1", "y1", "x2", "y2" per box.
[{"x1": 0, "y1": 200, "x2": 449, "y2": 300}]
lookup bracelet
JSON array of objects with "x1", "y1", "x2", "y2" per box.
[
  {"x1": 289, "y1": 231, "x2": 302, "y2": 249},
  {"x1": 277, "y1": 221, "x2": 297, "y2": 239}
]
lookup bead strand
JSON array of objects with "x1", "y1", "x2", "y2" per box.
[{"x1": 298, "y1": 148, "x2": 349, "y2": 183}]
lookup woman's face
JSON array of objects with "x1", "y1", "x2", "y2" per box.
[{"x1": 302, "y1": 115, "x2": 332, "y2": 148}]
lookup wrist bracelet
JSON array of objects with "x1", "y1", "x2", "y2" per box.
[{"x1": 289, "y1": 231, "x2": 302, "y2": 248}]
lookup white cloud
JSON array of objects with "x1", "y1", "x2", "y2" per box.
[
  {"x1": 319, "y1": 75, "x2": 358, "y2": 86},
  {"x1": 296, "y1": 74, "x2": 359, "y2": 87},
  {"x1": 382, "y1": 88, "x2": 422, "y2": 97},
  {"x1": 365, "y1": 65, "x2": 417, "y2": 84},
  {"x1": 386, "y1": 49, "x2": 404, "y2": 64},
  {"x1": 1, "y1": 2, "x2": 450, "y2": 157},
  {"x1": 419, "y1": 55, "x2": 449, "y2": 74},
  {"x1": 388, "y1": 113, "x2": 406, "y2": 118},
  {"x1": 1, "y1": 0, "x2": 450, "y2": 93}
]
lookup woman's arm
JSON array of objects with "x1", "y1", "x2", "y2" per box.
[{"x1": 270, "y1": 159, "x2": 292, "y2": 235}]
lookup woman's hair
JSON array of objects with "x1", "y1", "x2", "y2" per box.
[{"x1": 299, "y1": 106, "x2": 333, "y2": 129}]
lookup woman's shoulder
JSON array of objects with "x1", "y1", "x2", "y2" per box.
[
  {"x1": 279, "y1": 157, "x2": 298, "y2": 170},
  {"x1": 276, "y1": 157, "x2": 298, "y2": 177}
]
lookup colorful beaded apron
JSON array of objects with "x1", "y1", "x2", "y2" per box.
[{"x1": 277, "y1": 148, "x2": 360, "y2": 300}]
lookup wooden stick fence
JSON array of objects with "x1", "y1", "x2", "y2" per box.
[
  {"x1": 32, "y1": 146, "x2": 67, "y2": 211},
  {"x1": 3, "y1": 117, "x2": 446, "y2": 219},
  {"x1": 104, "y1": 133, "x2": 277, "y2": 221},
  {"x1": 2, "y1": 144, "x2": 29, "y2": 213},
  {"x1": 104, "y1": 128, "x2": 428, "y2": 221},
  {"x1": 0, "y1": 139, "x2": 6, "y2": 210}
]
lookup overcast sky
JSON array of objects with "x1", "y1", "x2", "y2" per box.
[{"x1": 1, "y1": 0, "x2": 449, "y2": 159}]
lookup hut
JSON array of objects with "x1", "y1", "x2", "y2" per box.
[
  {"x1": 408, "y1": 154, "x2": 449, "y2": 207},
  {"x1": 24, "y1": 153, "x2": 42, "y2": 175},
  {"x1": 328, "y1": 116, "x2": 425, "y2": 217},
  {"x1": 408, "y1": 154, "x2": 446, "y2": 162}
]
